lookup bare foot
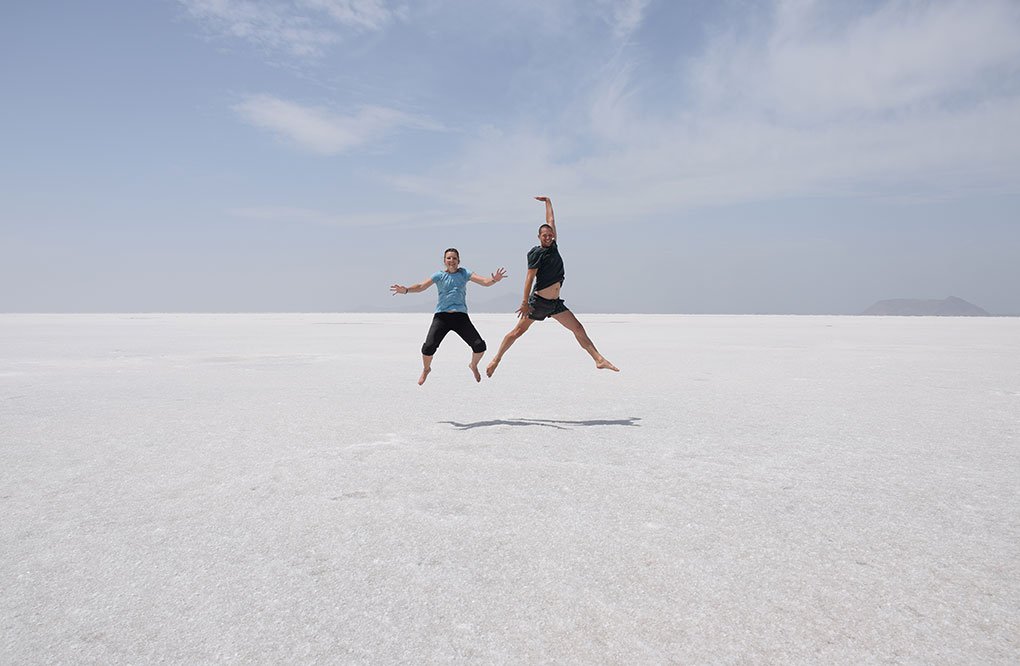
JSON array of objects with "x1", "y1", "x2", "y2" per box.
[
  {"x1": 418, "y1": 367, "x2": 431, "y2": 385},
  {"x1": 485, "y1": 359, "x2": 499, "y2": 377},
  {"x1": 469, "y1": 364, "x2": 481, "y2": 382},
  {"x1": 596, "y1": 358, "x2": 619, "y2": 372}
]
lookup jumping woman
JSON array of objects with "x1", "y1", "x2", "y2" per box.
[{"x1": 390, "y1": 248, "x2": 507, "y2": 385}]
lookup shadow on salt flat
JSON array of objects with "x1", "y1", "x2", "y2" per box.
[{"x1": 439, "y1": 417, "x2": 642, "y2": 430}]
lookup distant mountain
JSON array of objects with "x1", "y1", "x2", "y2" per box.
[{"x1": 861, "y1": 296, "x2": 990, "y2": 316}]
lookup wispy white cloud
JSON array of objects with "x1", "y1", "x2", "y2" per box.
[
  {"x1": 233, "y1": 94, "x2": 442, "y2": 154},
  {"x1": 598, "y1": 0, "x2": 651, "y2": 42},
  {"x1": 298, "y1": 0, "x2": 403, "y2": 31},
  {"x1": 692, "y1": 0, "x2": 1020, "y2": 120},
  {"x1": 179, "y1": 0, "x2": 402, "y2": 56},
  {"x1": 228, "y1": 205, "x2": 447, "y2": 227},
  {"x1": 389, "y1": 0, "x2": 1020, "y2": 221},
  {"x1": 387, "y1": 127, "x2": 576, "y2": 218}
]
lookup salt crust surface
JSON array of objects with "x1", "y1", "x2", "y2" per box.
[{"x1": 2, "y1": 313, "x2": 1018, "y2": 663}]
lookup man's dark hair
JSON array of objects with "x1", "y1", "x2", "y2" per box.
[{"x1": 538, "y1": 224, "x2": 554, "y2": 234}]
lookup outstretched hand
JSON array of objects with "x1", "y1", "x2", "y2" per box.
[
  {"x1": 534, "y1": 196, "x2": 550, "y2": 203},
  {"x1": 492, "y1": 267, "x2": 507, "y2": 282},
  {"x1": 390, "y1": 284, "x2": 408, "y2": 295}
]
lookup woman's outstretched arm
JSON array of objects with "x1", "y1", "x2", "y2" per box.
[
  {"x1": 390, "y1": 276, "x2": 434, "y2": 295},
  {"x1": 469, "y1": 267, "x2": 507, "y2": 287}
]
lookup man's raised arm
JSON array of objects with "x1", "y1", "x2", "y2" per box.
[{"x1": 534, "y1": 196, "x2": 556, "y2": 236}]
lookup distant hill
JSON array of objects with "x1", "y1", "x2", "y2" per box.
[{"x1": 861, "y1": 296, "x2": 990, "y2": 316}]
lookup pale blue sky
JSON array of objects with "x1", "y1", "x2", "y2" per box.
[{"x1": 2, "y1": 0, "x2": 1019, "y2": 314}]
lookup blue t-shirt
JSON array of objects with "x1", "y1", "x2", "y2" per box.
[{"x1": 432, "y1": 268, "x2": 473, "y2": 313}]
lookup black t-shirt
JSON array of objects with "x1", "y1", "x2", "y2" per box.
[{"x1": 527, "y1": 241, "x2": 565, "y2": 292}]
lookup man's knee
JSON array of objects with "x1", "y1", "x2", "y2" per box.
[
  {"x1": 470, "y1": 339, "x2": 487, "y2": 353},
  {"x1": 421, "y1": 342, "x2": 439, "y2": 356},
  {"x1": 510, "y1": 323, "x2": 532, "y2": 340}
]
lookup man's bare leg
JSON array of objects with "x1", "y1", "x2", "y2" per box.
[
  {"x1": 468, "y1": 351, "x2": 483, "y2": 382},
  {"x1": 419, "y1": 354, "x2": 433, "y2": 385},
  {"x1": 552, "y1": 311, "x2": 619, "y2": 371},
  {"x1": 486, "y1": 317, "x2": 536, "y2": 377}
]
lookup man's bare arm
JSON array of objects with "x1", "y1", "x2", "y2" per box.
[
  {"x1": 517, "y1": 269, "x2": 537, "y2": 318},
  {"x1": 534, "y1": 196, "x2": 556, "y2": 236}
]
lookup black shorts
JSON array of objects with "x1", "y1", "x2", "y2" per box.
[{"x1": 528, "y1": 294, "x2": 569, "y2": 321}]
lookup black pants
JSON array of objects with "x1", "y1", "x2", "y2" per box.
[{"x1": 422, "y1": 312, "x2": 487, "y2": 356}]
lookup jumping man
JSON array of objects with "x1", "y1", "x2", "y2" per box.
[{"x1": 485, "y1": 197, "x2": 618, "y2": 377}]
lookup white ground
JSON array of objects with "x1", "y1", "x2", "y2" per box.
[{"x1": 2, "y1": 313, "x2": 1018, "y2": 664}]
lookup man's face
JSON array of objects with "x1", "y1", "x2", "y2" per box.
[{"x1": 538, "y1": 227, "x2": 555, "y2": 247}]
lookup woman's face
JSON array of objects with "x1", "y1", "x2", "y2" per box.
[{"x1": 444, "y1": 251, "x2": 460, "y2": 272}]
